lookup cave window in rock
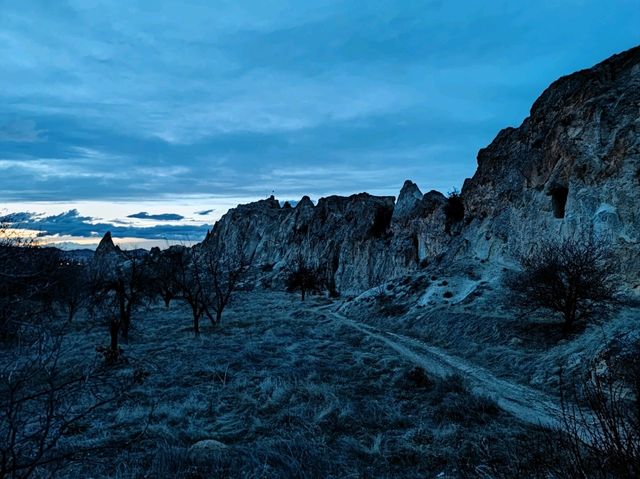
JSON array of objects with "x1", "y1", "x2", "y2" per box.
[{"x1": 551, "y1": 186, "x2": 568, "y2": 219}]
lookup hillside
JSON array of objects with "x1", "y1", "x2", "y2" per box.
[{"x1": 202, "y1": 46, "x2": 640, "y2": 294}]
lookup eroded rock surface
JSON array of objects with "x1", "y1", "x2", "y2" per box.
[
  {"x1": 202, "y1": 46, "x2": 640, "y2": 293},
  {"x1": 461, "y1": 46, "x2": 640, "y2": 284}
]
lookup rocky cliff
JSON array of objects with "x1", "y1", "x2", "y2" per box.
[
  {"x1": 202, "y1": 46, "x2": 640, "y2": 293},
  {"x1": 460, "y1": 46, "x2": 640, "y2": 283}
]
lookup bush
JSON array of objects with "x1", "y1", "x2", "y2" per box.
[
  {"x1": 444, "y1": 190, "x2": 464, "y2": 233},
  {"x1": 285, "y1": 264, "x2": 324, "y2": 301},
  {"x1": 550, "y1": 341, "x2": 640, "y2": 478},
  {"x1": 505, "y1": 236, "x2": 618, "y2": 333}
]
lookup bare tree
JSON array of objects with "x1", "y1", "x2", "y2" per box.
[
  {"x1": 202, "y1": 246, "x2": 249, "y2": 325},
  {"x1": 170, "y1": 247, "x2": 210, "y2": 336},
  {"x1": 505, "y1": 236, "x2": 618, "y2": 333},
  {"x1": 51, "y1": 260, "x2": 89, "y2": 322},
  {"x1": 0, "y1": 222, "x2": 60, "y2": 341},
  {"x1": 148, "y1": 247, "x2": 181, "y2": 308},
  {"x1": 538, "y1": 345, "x2": 640, "y2": 479},
  {"x1": 89, "y1": 250, "x2": 153, "y2": 359},
  {"x1": 0, "y1": 328, "x2": 139, "y2": 478}
]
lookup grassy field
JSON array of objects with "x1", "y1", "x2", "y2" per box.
[{"x1": 17, "y1": 290, "x2": 558, "y2": 478}]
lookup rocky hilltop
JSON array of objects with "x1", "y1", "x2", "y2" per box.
[
  {"x1": 202, "y1": 46, "x2": 640, "y2": 293},
  {"x1": 461, "y1": 46, "x2": 640, "y2": 281}
]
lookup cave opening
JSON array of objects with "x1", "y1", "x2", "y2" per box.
[{"x1": 551, "y1": 186, "x2": 569, "y2": 218}]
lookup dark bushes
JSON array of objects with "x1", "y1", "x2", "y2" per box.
[
  {"x1": 505, "y1": 236, "x2": 618, "y2": 333},
  {"x1": 444, "y1": 190, "x2": 464, "y2": 233},
  {"x1": 285, "y1": 264, "x2": 325, "y2": 301}
]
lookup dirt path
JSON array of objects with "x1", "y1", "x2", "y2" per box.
[{"x1": 313, "y1": 307, "x2": 566, "y2": 430}]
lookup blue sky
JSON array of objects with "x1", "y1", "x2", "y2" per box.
[{"x1": 1, "y1": 0, "x2": 639, "y2": 248}]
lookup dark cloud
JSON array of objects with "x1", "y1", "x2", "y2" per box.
[
  {"x1": 0, "y1": 1, "x2": 637, "y2": 205},
  {"x1": 127, "y1": 211, "x2": 184, "y2": 221},
  {"x1": 6, "y1": 210, "x2": 210, "y2": 241},
  {"x1": 195, "y1": 209, "x2": 214, "y2": 215}
]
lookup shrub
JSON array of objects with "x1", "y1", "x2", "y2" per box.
[
  {"x1": 444, "y1": 190, "x2": 464, "y2": 233},
  {"x1": 404, "y1": 366, "x2": 433, "y2": 390},
  {"x1": 549, "y1": 340, "x2": 640, "y2": 478},
  {"x1": 285, "y1": 264, "x2": 324, "y2": 301},
  {"x1": 505, "y1": 236, "x2": 618, "y2": 333}
]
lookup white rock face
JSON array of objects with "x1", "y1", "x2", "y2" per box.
[{"x1": 460, "y1": 46, "x2": 640, "y2": 286}]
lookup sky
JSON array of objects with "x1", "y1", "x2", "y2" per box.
[{"x1": 1, "y1": 0, "x2": 639, "y2": 249}]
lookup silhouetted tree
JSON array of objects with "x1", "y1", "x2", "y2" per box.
[
  {"x1": 203, "y1": 246, "x2": 249, "y2": 325},
  {"x1": 0, "y1": 327, "x2": 139, "y2": 478},
  {"x1": 148, "y1": 247, "x2": 181, "y2": 307},
  {"x1": 89, "y1": 251, "x2": 153, "y2": 359},
  {"x1": 51, "y1": 260, "x2": 89, "y2": 322},
  {"x1": 285, "y1": 255, "x2": 324, "y2": 301},
  {"x1": 171, "y1": 247, "x2": 210, "y2": 336},
  {"x1": 505, "y1": 236, "x2": 618, "y2": 333},
  {"x1": 0, "y1": 223, "x2": 60, "y2": 340}
]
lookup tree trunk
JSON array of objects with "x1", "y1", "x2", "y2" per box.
[
  {"x1": 109, "y1": 319, "x2": 119, "y2": 353},
  {"x1": 301, "y1": 288, "x2": 306, "y2": 301},
  {"x1": 216, "y1": 308, "x2": 223, "y2": 324},
  {"x1": 163, "y1": 294, "x2": 171, "y2": 308},
  {"x1": 119, "y1": 295, "x2": 129, "y2": 342},
  {"x1": 192, "y1": 305, "x2": 200, "y2": 336}
]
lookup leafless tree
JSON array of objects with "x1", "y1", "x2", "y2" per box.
[
  {"x1": 171, "y1": 247, "x2": 210, "y2": 336},
  {"x1": 0, "y1": 327, "x2": 140, "y2": 478},
  {"x1": 505, "y1": 236, "x2": 619, "y2": 333},
  {"x1": 541, "y1": 347, "x2": 640, "y2": 479},
  {"x1": 0, "y1": 222, "x2": 60, "y2": 341},
  {"x1": 51, "y1": 260, "x2": 89, "y2": 322},
  {"x1": 202, "y1": 245, "x2": 249, "y2": 325},
  {"x1": 148, "y1": 247, "x2": 181, "y2": 308},
  {"x1": 89, "y1": 250, "x2": 154, "y2": 359}
]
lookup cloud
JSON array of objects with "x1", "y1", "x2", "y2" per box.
[
  {"x1": 0, "y1": 0, "x2": 637, "y2": 209},
  {"x1": 195, "y1": 209, "x2": 214, "y2": 215},
  {"x1": 5, "y1": 209, "x2": 210, "y2": 242},
  {"x1": 127, "y1": 211, "x2": 184, "y2": 221},
  {"x1": 0, "y1": 119, "x2": 44, "y2": 142}
]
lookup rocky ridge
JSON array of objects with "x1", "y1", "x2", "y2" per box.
[{"x1": 202, "y1": 46, "x2": 640, "y2": 293}]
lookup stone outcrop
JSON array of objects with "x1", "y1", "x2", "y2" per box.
[
  {"x1": 94, "y1": 231, "x2": 122, "y2": 261},
  {"x1": 202, "y1": 46, "x2": 640, "y2": 293},
  {"x1": 460, "y1": 45, "x2": 640, "y2": 284}
]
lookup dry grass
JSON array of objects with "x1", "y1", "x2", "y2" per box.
[
  {"x1": 2, "y1": 290, "x2": 556, "y2": 478},
  {"x1": 342, "y1": 264, "x2": 640, "y2": 396}
]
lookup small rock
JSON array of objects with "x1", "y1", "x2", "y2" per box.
[{"x1": 188, "y1": 439, "x2": 227, "y2": 462}]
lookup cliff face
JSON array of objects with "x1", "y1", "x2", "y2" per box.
[
  {"x1": 461, "y1": 46, "x2": 640, "y2": 282},
  {"x1": 203, "y1": 189, "x2": 450, "y2": 292},
  {"x1": 203, "y1": 46, "x2": 640, "y2": 292}
]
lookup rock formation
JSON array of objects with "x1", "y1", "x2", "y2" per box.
[
  {"x1": 94, "y1": 231, "x2": 122, "y2": 258},
  {"x1": 202, "y1": 46, "x2": 640, "y2": 293},
  {"x1": 460, "y1": 45, "x2": 640, "y2": 284}
]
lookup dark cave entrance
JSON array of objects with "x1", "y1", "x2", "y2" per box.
[{"x1": 551, "y1": 186, "x2": 568, "y2": 218}]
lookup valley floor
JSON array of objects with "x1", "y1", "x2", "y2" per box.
[{"x1": 52, "y1": 290, "x2": 558, "y2": 478}]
